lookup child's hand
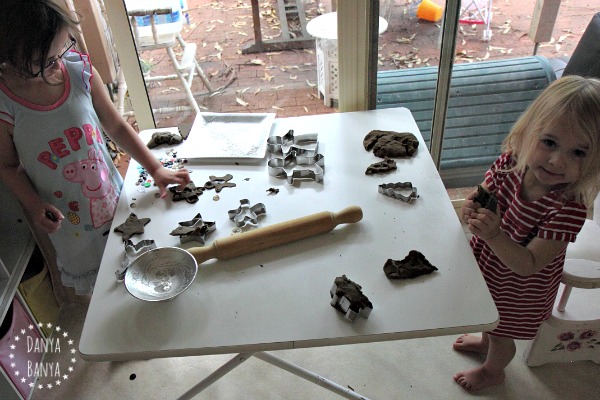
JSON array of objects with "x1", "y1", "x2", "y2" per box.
[
  {"x1": 151, "y1": 167, "x2": 191, "y2": 198},
  {"x1": 460, "y1": 189, "x2": 480, "y2": 224},
  {"x1": 25, "y1": 200, "x2": 64, "y2": 234},
  {"x1": 467, "y1": 206, "x2": 501, "y2": 241}
]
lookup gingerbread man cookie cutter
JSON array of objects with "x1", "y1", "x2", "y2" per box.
[
  {"x1": 266, "y1": 129, "x2": 319, "y2": 156},
  {"x1": 268, "y1": 151, "x2": 325, "y2": 184},
  {"x1": 227, "y1": 199, "x2": 267, "y2": 227},
  {"x1": 378, "y1": 182, "x2": 418, "y2": 203}
]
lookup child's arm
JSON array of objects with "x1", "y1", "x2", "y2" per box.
[
  {"x1": 467, "y1": 191, "x2": 568, "y2": 276},
  {"x1": 89, "y1": 66, "x2": 190, "y2": 197},
  {"x1": 0, "y1": 123, "x2": 64, "y2": 233}
]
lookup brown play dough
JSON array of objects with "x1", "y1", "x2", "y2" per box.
[
  {"x1": 146, "y1": 131, "x2": 183, "y2": 149},
  {"x1": 170, "y1": 181, "x2": 204, "y2": 204},
  {"x1": 383, "y1": 250, "x2": 438, "y2": 279},
  {"x1": 473, "y1": 185, "x2": 498, "y2": 212},
  {"x1": 330, "y1": 275, "x2": 373, "y2": 315},
  {"x1": 365, "y1": 157, "x2": 397, "y2": 175},
  {"x1": 113, "y1": 213, "x2": 151, "y2": 240},
  {"x1": 363, "y1": 130, "x2": 419, "y2": 158}
]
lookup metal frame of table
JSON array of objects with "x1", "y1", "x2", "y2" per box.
[{"x1": 80, "y1": 108, "x2": 498, "y2": 399}]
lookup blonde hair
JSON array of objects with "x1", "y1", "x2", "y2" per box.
[{"x1": 502, "y1": 75, "x2": 600, "y2": 206}]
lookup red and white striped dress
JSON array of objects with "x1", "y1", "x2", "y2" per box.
[{"x1": 471, "y1": 153, "x2": 587, "y2": 339}]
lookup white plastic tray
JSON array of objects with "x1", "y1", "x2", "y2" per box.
[{"x1": 176, "y1": 112, "x2": 275, "y2": 161}]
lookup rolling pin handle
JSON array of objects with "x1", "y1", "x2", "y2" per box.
[{"x1": 332, "y1": 206, "x2": 363, "y2": 225}]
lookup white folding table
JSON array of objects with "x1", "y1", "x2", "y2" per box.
[{"x1": 79, "y1": 107, "x2": 498, "y2": 399}]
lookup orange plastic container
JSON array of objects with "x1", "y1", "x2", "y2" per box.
[{"x1": 417, "y1": 0, "x2": 443, "y2": 22}]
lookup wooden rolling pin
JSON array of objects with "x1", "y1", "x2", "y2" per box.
[{"x1": 188, "y1": 206, "x2": 363, "y2": 264}]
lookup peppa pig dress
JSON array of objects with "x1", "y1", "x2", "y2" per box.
[{"x1": 0, "y1": 52, "x2": 123, "y2": 294}]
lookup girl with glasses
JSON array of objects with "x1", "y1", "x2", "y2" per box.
[{"x1": 0, "y1": 0, "x2": 191, "y2": 298}]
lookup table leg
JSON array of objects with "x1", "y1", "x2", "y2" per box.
[
  {"x1": 253, "y1": 352, "x2": 371, "y2": 400},
  {"x1": 176, "y1": 352, "x2": 254, "y2": 400},
  {"x1": 175, "y1": 350, "x2": 371, "y2": 399}
]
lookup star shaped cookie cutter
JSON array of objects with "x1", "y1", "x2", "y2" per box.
[
  {"x1": 266, "y1": 129, "x2": 319, "y2": 156},
  {"x1": 268, "y1": 151, "x2": 325, "y2": 184},
  {"x1": 116, "y1": 239, "x2": 157, "y2": 281},
  {"x1": 227, "y1": 199, "x2": 267, "y2": 227},
  {"x1": 170, "y1": 213, "x2": 216, "y2": 244},
  {"x1": 378, "y1": 182, "x2": 419, "y2": 203}
]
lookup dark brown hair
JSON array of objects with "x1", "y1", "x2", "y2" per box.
[{"x1": 0, "y1": 0, "x2": 78, "y2": 80}]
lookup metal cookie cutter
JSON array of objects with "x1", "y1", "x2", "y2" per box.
[
  {"x1": 228, "y1": 199, "x2": 267, "y2": 227},
  {"x1": 170, "y1": 213, "x2": 216, "y2": 244},
  {"x1": 268, "y1": 151, "x2": 325, "y2": 184},
  {"x1": 378, "y1": 182, "x2": 418, "y2": 203},
  {"x1": 116, "y1": 239, "x2": 157, "y2": 281},
  {"x1": 267, "y1": 129, "x2": 319, "y2": 156}
]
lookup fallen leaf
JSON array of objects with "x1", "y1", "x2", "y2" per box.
[
  {"x1": 250, "y1": 59, "x2": 265, "y2": 65},
  {"x1": 303, "y1": 106, "x2": 308, "y2": 113},
  {"x1": 261, "y1": 72, "x2": 275, "y2": 82},
  {"x1": 272, "y1": 106, "x2": 284, "y2": 110},
  {"x1": 236, "y1": 97, "x2": 249, "y2": 107},
  {"x1": 289, "y1": 75, "x2": 297, "y2": 80}
]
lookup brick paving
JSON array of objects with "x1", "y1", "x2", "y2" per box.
[{"x1": 138, "y1": 0, "x2": 594, "y2": 129}]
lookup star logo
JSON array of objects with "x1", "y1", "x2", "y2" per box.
[{"x1": 9, "y1": 323, "x2": 78, "y2": 391}]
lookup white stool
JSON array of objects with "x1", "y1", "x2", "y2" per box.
[
  {"x1": 306, "y1": 12, "x2": 388, "y2": 107},
  {"x1": 523, "y1": 196, "x2": 600, "y2": 366}
]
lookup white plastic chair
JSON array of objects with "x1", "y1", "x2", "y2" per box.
[
  {"x1": 523, "y1": 194, "x2": 600, "y2": 366},
  {"x1": 125, "y1": 0, "x2": 213, "y2": 114}
]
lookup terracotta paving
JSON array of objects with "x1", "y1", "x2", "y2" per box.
[{"x1": 137, "y1": 0, "x2": 595, "y2": 130}]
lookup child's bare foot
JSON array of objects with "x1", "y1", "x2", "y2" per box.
[
  {"x1": 454, "y1": 366, "x2": 505, "y2": 391},
  {"x1": 453, "y1": 334, "x2": 488, "y2": 354}
]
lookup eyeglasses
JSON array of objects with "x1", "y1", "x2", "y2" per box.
[{"x1": 31, "y1": 37, "x2": 76, "y2": 78}]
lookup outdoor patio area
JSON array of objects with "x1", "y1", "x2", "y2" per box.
[{"x1": 129, "y1": 0, "x2": 595, "y2": 130}]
